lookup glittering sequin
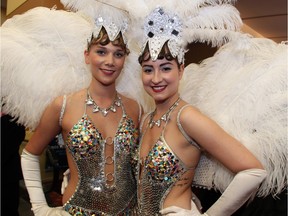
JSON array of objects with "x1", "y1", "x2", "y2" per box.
[
  {"x1": 138, "y1": 122, "x2": 189, "y2": 215},
  {"x1": 92, "y1": 14, "x2": 129, "y2": 47},
  {"x1": 66, "y1": 116, "x2": 101, "y2": 160},
  {"x1": 64, "y1": 102, "x2": 139, "y2": 215},
  {"x1": 64, "y1": 199, "x2": 138, "y2": 216},
  {"x1": 141, "y1": 7, "x2": 185, "y2": 63},
  {"x1": 145, "y1": 138, "x2": 185, "y2": 184}
]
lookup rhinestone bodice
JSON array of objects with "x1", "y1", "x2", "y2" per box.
[
  {"x1": 137, "y1": 135, "x2": 188, "y2": 215},
  {"x1": 64, "y1": 106, "x2": 139, "y2": 215}
]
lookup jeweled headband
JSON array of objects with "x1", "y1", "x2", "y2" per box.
[
  {"x1": 141, "y1": 7, "x2": 185, "y2": 64},
  {"x1": 61, "y1": 0, "x2": 130, "y2": 45},
  {"x1": 130, "y1": 1, "x2": 242, "y2": 65},
  {"x1": 92, "y1": 13, "x2": 129, "y2": 44}
]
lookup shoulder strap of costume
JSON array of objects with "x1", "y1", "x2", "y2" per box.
[
  {"x1": 137, "y1": 101, "x2": 143, "y2": 123},
  {"x1": 59, "y1": 95, "x2": 67, "y2": 127},
  {"x1": 177, "y1": 104, "x2": 201, "y2": 150}
]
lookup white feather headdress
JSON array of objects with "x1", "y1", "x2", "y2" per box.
[
  {"x1": 1, "y1": 1, "x2": 143, "y2": 129},
  {"x1": 61, "y1": 0, "x2": 130, "y2": 44},
  {"x1": 125, "y1": 0, "x2": 243, "y2": 63},
  {"x1": 124, "y1": 0, "x2": 287, "y2": 198}
]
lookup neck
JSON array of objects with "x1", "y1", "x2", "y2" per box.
[
  {"x1": 88, "y1": 82, "x2": 117, "y2": 99},
  {"x1": 149, "y1": 96, "x2": 181, "y2": 128},
  {"x1": 154, "y1": 94, "x2": 180, "y2": 116}
]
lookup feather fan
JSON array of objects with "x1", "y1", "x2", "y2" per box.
[
  {"x1": 1, "y1": 7, "x2": 92, "y2": 129},
  {"x1": 1, "y1": 6, "x2": 143, "y2": 129},
  {"x1": 181, "y1": 35, "x2": 287, "y2": 197}
]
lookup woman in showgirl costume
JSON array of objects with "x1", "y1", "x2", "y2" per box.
[{"x1": 2, "y1": 1, "x2": 143, "y2": 215}]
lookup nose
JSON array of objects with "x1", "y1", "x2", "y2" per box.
[
  {"x1": 105, "y1": 53, "x2": 115, "y2": 67},
  {"x1": 152, "y1": 70, "x2": 162, "y2": 84}
]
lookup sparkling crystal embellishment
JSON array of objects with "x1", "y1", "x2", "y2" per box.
[
  {"x1": 149, "y1": 97, "x2": 181, "y2": 128},
  {"x1": 141, "y1": 7, "x2": 185, "y2": 63},
  {"x1": 86, "y1": 91, "x2": 121, "y2": 117}
]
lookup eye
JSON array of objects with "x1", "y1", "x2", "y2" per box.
[
  {"x1": 142, "y1": 66, "x2": 153, "y2": 73},
  {"x1": 161, "y1": 66, "x2": 172, "y2": 72},
  {"x1": 96, "y1": 49, "x2": 106, "y2": 56},
  {"x1": 114, "y1": 51, "x2": 125, "y2": 58}
]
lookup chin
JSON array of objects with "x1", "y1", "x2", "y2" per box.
[{"x1": 151, "y1": 95, "x2": 168, "y2": 103}]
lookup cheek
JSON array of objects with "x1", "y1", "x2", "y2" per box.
[
  {"x1": 116, "y1": 58, "x2": 125, "y2": 68},
  {"x1": 141, "y1": 73, "x2": 150, "y2": 86},
  {"x1": 90, "y1": 57, "x2": 103, "y2": 67},
  {"x1": 166, "y1": 73, "x2": 180, "y2": 83}
]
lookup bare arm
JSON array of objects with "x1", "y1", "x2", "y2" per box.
[
  {"x1": 180, "y1": 106, "x2": 266, "y2": 216},
  {"x1": 180, "y1": 106, "x2": 263, "y2": 172},
  {"x1": 25, "y1": 96, "x2": 63, "y2": 155},
  {"x1": 21, "y1": 96, "x2": 69, "y2": 216}
]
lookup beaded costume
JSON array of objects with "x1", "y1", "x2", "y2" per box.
[
  {"x1": 62, "y1": 94, "x2": 139, "y2": 215},
  {"x1": 137, "y1": 105, "x2": 200, "y2": 215}
]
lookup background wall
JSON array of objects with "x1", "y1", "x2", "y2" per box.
[{"x1": 1, "y1": 0, "x2": 63, "y2": 23}]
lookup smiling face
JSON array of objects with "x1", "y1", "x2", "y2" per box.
[
  {"x1": 85, "y1": 42, "x2": 126, "y2": 86},
  {"x1": 84, "y1": 27, "x2": 128, "y2": 87},
  {"x1": 141, "y1": 55, "x2": 184, "y2": 104}
]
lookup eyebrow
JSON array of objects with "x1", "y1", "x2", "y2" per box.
[
  {"x1": 95, "y1": 45, "x2": 124, "y2": 52},
  {"x1": 142, "y1": 62, "x2": 173, "y2": 67}
]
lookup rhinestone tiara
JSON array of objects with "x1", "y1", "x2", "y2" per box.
[
  {"x1": 92, "y1": 14, "x2": 129, "y2": 43},
  {"x1": 140, "y1": 7, "x2": 185, "y2": 64}
]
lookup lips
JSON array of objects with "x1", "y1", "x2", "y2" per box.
[
  {"x1": 100, "y1": 68, "x2": 115, "y2": 75},
  {"x1": 151, "y1": 85, "x2": 166, "y2": 92}
]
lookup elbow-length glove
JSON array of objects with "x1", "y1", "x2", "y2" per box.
[
  {"x1": 203, "y1": 168, "x2": 267, "y2": 216},
  {"x1": 61, "y1": 168, "x2": 70, "y2": 195},
  {"x1": 21, "y1": 149, "x2": 70, "y2": 216}
]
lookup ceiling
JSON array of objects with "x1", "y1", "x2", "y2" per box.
[{"x1": 235, "y1": 0, "x2": 287, "y2": 43}]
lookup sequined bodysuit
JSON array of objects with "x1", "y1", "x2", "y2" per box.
[
  {"x1": 62, "y1": 95, "x2": 139, "y2": 216},
  {"x1": 137, "y1": 105, "x2": 200, "y2": 215}
]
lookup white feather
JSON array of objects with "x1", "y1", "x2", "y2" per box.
[
  {"x1": 1, "y1": 5, "x2": 147, "y2": 129},
  {"x1": 126, "y1": 0, "x2": 242, "y2": 49},
  {"x1": 182, "y1": 36, "x2": 287, "y2": 197},
  {"x1": 1, "y1": 7, "x2": 93, "y2": 129}
]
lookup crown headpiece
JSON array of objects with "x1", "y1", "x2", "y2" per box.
[
  {"x1": 92, "y1": 13, "x2": 129, "y2": 44},
  {"x1": 141, "y1": 7, "x2": 185, "y2": 64},
  {"x1": 61, "y1": 0, "x2": 130, "y2": 45},
  {"x1": 128, "y1": 1, "x2": 242, "y2": 64}
]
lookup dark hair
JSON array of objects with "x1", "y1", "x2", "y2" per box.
[
  {"x1": 87, "y1": 27, "x2": 130, "y2": 54},
  {"x1": 138, "y1": 41, "x2": 181, "y2": 67}
]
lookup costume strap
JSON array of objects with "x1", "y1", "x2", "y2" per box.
[
  {"x1": 59, "y1": 95, "x2": 67, "y2": 127},
  {"x1": 176, "y1": 104, "x2": 201, "y2": 150},
  {"x1": 137, "y1": 101, "x2": 143, "y2": 124}
]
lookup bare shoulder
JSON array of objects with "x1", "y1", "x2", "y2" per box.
[
  {"x1": 179, "y1": 104, "x2": 201, "y2": 118},
  {"x1": 178, "y1": 104, "x2": 207, "y2": 127},
  {"x1": 66, "y1": 89, "x2": 86, "y2": 100},
  {"x1": 50, "y1": 89, "x2": 87, "y2": 119},
  {"x1": 64, "y1": 89, "x2": 87, "y2": 108}
]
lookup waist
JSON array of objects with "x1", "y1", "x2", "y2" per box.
[{"x1": 64, "y1": 193, "x2": 138, "y2": 216}]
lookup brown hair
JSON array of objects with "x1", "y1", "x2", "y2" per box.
[
  {"x1": 87, "y1": 27, "x2": 130, "y2": 54},
  {"x1": 138, "y1": 41, "x2": 181, "y2": 67}
]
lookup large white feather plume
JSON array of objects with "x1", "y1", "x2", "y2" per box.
[
  {"x1": 124, "y1": 0, "x2": 242, "y2": 52},
  {"x1": 181, "y1": 35, "x2": 287, "y2": 197},
  {"x1": 1, "y1": 7, "x2": 92, "y2": 129},
  {"x1": 1, "y1": 4, "x2": 143, "y2": 129}
]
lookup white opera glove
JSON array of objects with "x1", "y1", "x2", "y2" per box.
[
  {"x1": 61, "y1": 168, "x2": 70, "y2": 195},
  {"x1": 21, "y1": 149, "x2": 70, "y2": 216},
  {"x1": 203, "y1": 168, "x2": 267, "y2": 216}
]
